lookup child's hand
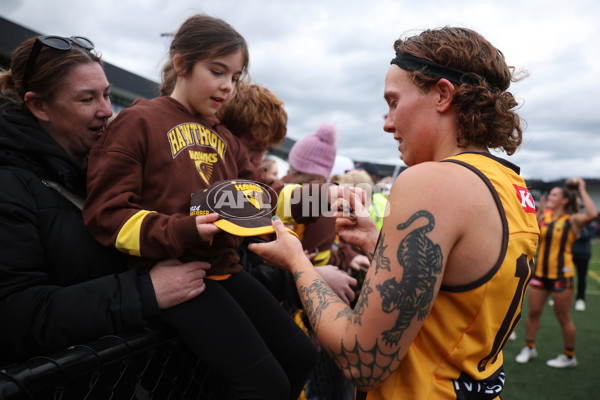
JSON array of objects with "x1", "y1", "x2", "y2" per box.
[
  {"x1": 195, "y1": 213, "x2": 221, "y2": 242},
  {"x1": 304, "y1": 248, "x2": 318, "y2": 261},
  {"x1": 315, "y1": 265, "x2": 357, "y2": 305},
  {"x1": 349, "y1": 254, "x2": 370, "y2": 272}
]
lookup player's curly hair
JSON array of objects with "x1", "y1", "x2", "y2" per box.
[
  {"x1": 217, "y1": 80, "x2": 287, "y2": 150},
  {"x1": 393, "y1": 27, "x2": 527, "y2": 155}
]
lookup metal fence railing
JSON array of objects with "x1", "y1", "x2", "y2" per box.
[{"x1": 0, "y1": 323, "x2": 231, "y2": 400}]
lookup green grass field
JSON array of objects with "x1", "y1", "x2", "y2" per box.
[{"x1": 501, "y1": 242, "x2": 600, "y2": 399}]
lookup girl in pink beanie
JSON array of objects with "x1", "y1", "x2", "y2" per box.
[{"x1": 287, "y1": 122, "x2": 337, "y2": 181}]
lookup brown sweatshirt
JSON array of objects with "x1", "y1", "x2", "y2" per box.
[{"x1": 84, "y1": 96, "x2": 304, "y2": 275}]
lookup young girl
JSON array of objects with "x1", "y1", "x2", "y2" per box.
[
  {"x1": 262, "y1": 157, "x2": 279, "y2": 181},
  {"x1": 83, "y1": 14, "x2": 316, "y2": 399}
]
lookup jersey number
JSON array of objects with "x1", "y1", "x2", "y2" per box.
[{"x1": 477, "y1": 253, "x2": 532, "y2": 372}]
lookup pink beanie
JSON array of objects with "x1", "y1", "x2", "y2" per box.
[{"x1": 288, "y1": 122, "x2": 337, "y2": 178}]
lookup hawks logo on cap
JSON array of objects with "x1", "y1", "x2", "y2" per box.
[
  {"x1": 190, "y1": 179, "x2": 297, "y2": 238},
  {"x1": 243, "y1": 189, "x2": 263, "y2": 210}
]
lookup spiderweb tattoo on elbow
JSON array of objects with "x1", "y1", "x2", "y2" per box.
[
  {"x1": 376, "y1": 210, "x2": 443, "y2": 347},
  {"x1": 330, "y1": 336, "x2": 400, "y2": 389}
]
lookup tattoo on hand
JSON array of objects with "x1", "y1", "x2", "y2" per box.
[{"x1": 376, "y1": 210, "x2": 443, "y2": 347}]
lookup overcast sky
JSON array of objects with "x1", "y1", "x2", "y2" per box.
[{"x1": 2, "y1": 0, "x2": 599, "y2": 181}]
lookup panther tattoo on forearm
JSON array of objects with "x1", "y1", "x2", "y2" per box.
[{"x1": 376, "y1": 210, "x2": 443, "y2": 346}]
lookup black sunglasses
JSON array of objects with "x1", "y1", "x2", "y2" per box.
[{"x1": 22, "y1": 35, "x2": 95, "y2": 93}]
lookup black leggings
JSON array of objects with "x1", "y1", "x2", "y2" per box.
[
  {"x1": 160, "y1": 271, "x2": 317, "y2": 399},
  {"x1": 573, "y1": 255, "x2": 590, "y2": 301}
]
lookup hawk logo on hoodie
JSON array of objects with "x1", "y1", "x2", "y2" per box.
[{"x1": 166, "y1": 122, "x2": 227, "y2": 184}]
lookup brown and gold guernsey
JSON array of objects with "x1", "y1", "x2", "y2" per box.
[
  {"x1": 535, "y1": 211, "x2": 575, "y2": 280},
  {"x1": 367, "y1": 152, "x2": 539, "y2": 400}
]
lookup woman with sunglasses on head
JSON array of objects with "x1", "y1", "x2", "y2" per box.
[
  {"x1": 0, "y1": 35, "x2": 211, "y2": 364},
  {"x1": 250, "y1": 27, "x2": 540, "y2": 399},
  {"x1": 515, "y1": 178, "x2": 597, "y2": 368}
]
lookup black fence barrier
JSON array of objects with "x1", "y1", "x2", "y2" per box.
[{"x1": 0, "y1": 323, "x2": 232, "y2": 399}]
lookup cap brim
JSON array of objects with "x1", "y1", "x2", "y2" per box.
[{"x1": 214, "y1": 219, "x2": 299, "y2": 239}]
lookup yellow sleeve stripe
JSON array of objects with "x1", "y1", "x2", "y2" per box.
[
  {"x1": 115, "y1": 210, "x2": 155, "y2": 257},
  {"x1": 312, "y1": 249, "x2": 331, "y2": 266},
  {"x1": 276, "y1": 184, "x2": 301, "y2": 225}
]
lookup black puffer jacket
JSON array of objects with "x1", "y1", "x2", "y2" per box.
[{"x1": 0, "y1": 103, "x2": 159, "y2": 364}]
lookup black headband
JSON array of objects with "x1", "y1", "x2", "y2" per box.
[{"x1": 390, "y1": 53, "x2": 480, "y2": 86}]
